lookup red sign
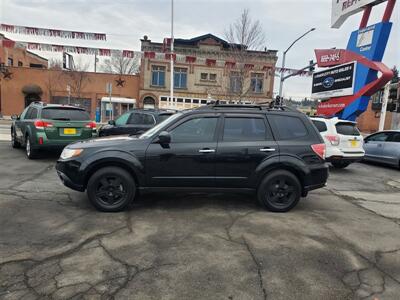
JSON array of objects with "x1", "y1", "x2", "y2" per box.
[{"x1": 315, "y1": 49, "x2": 347, "y2": 67}]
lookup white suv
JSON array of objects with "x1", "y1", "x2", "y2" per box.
[{"x1": 310, "y1": 117, "x2": 365, "y2": 168}]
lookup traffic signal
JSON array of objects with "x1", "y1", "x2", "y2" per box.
[{"x1": 309, "y1": 60, "x2": 315, "y2": 72}]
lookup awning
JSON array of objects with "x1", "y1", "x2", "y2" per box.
[
  {"x1": 101, "y1": 97, "x2": 136, "y2": 104},
  {"x1": 22, "y1": 84, "x2": 43, "y2": 95}
]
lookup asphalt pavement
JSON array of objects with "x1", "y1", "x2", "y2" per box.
[{"x1": 0, "y1": 142, "x2": 399, "y2": 299}]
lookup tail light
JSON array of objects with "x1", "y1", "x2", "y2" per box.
[
  {"x1": 325, "y1": 134, "x2": 340, "y2": 146},
  {"x1": 34, "y1": 120, "x2": 53, "y2": 129},
  {"x1": 311, "y1": 143, "x2": 326, "y2": 160},
  {"x1": 85, "y1": 122, "x2": 97, "y2": 129}
]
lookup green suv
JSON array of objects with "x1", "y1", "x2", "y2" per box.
[{"x1": 11, "y1": 102, "x2": 96, "y2": 159}]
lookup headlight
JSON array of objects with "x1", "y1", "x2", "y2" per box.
[{"x1": 60, "y1": 148, "x2": 83, "y2": 160}]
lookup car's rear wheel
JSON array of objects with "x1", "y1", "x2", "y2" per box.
[
  {"x1": 331, "y1": 161, "x2": 350, "y2": 169},
  {"x1": 257, "y1": 170, "x2": 301, "y2": 212},
  {"x1": 11, "y1": 129, "x2": 20, "y2": 148},
  {"x1": 87, "y1": 166, "x2": 136, "y2": 212},
  {"x1": 25, "y1": 135, "x2": 38, "y2": 159}
]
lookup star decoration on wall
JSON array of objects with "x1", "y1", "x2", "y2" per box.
[
  {"x1": 2, "y1": 69, "x2": 13, "y2": 80},
  {"x1": 115, "y1": 77, "x2": 125, "y2": 87}
]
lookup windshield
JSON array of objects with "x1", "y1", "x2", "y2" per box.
[{"x1": 139, "y1": 112, "x2": 183, "y2": 139}]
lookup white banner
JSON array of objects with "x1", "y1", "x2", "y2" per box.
[{"x1": 331, "y1": 0, "x2": 387, "y2": 28}]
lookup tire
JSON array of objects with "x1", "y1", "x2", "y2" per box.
[
  {"x1": 11, "y1": 129, "x2": 21, "y2": 148},
  {"x1": 331, "y1": 161, "x2": 350, "y2": 169},
  {"x1": 87, "y1": 166, "x2": 136, "y2": 212},
  {"x1": 25, "y1": 135, "x2": 39, "y2": 159},
  {"x1": 257, "y1": 170, "x2": 301, "y2": 212}
]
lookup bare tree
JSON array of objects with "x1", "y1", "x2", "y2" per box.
[
  {"x1": 63, "y1": 59, "x2": 90, "y2": 99},
  {"x1": 101, "y1": 51, "x2": 140, "y2": 75},
  {"x1": 48, "y1": 58, "x2": 63, "y2": 70},
  {"x1": 220, "y1": 9, "x2": 267, "y2": 102}
]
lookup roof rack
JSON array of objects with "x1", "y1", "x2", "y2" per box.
[{"x1": 200, "y1": 101, "x2": 298, "y2": 112}]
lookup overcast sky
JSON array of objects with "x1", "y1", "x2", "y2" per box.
[{"x1": 0, "y1": 0, "x2": 398, "y2": 100}]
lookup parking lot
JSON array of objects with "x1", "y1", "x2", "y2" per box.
[{"x1": 0, "y1": 140, "x2": 399, "y2": 300}]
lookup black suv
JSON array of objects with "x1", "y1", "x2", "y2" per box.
[
  {"x1": 56, "y1": 104, "x2": 328, "y2": 212},
  {"x1": 98, "y1": 109, "x2": 175, "y2": 137}
]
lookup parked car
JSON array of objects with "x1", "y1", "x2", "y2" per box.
[
  {"x1": 56, "y1": 104, "x2": 328, "y2": 213},
  {"x1": 98, "y1": 109, "x2": 176, "y2": 137},
  {"x1": 363, "y1": 130, "x2": 400, "y2": 168},
  {"x1": 310, "y1": 116, "x2": 364, "y2": 169},
  {"x1": 11, "y1": 102, "x2": 96, "y2": 159}
]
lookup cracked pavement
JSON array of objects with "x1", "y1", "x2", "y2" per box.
[{"x1": 0, "y1": 142, "x2": 399, "y2": 299}]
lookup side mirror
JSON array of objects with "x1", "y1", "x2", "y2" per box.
[
  {"x1": 11, "y1": 114, "x2": 19, "y2": 120},
  {"x1": 158, "y1": 131, "x2": 171, "y2": 145},
  {"x1": 108, "y1": 120, "x2": 116, "y2": 125}
]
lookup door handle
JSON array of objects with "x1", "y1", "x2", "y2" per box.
[
  {"x1": 259, "y1": 147, "x2": 276, "y2": 152},
  {"x1": 199, "y1": 149, "x2": 215, "y2": 153}
]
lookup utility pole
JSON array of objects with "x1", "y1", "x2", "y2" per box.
[
  {"x1": 170, "y1": 0, "x2": 174, "y2": 105},
  {"x1": 94, "y1": 53, "x2": 98, "y2": 73},
  {"x1": 379, "y1": 83, "x2": 390, "y2": 131}
]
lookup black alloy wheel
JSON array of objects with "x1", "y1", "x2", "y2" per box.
[
  {"x1": 257, "y1": 170, "x2": 301, "y2": 212},
  {"x1": 87, "y1": 166, "x2": 136, "y2": 212}
]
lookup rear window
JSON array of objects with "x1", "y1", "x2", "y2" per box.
[
  {"x1": 41, "y1": 108, "x2": 90, "y2": 121},
  {"x1": 311, "y1": 120, "x2": 327, "y2": 132},
  {"x1": 335, "y1": 122, "x2": 360, "y2": 136},
  {"x1": 269, "y1": 115, "x2": 308, "y2": 140}
]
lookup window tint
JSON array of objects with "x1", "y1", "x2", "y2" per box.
[
  {"x1": 158, "y1": 114, "x2": 173, "y2": 122},
  {"x1": 170, "y1": 117, "x2": 218, "y2": 143},
  {"x1": 388, "y1": 132, "x2": 400, "y2": 143},
  {"x1": 312, "y1": 120, "x2": 327, "y2": 132},
  {"x1": 335, "y1": 122, "x2": 360, "y2": 136},
  {"x1": 115, "y1": 112, "x2": 130, "y2": 126},
  {"x1": 269, "y1": 115, "x2": 308, "y2": 140},
  {"x1": 41, "y1": 108, "x2": 90, "y2": 121},
  {"x1": 127, "y1": 113, "x2": 155, "y2": 125},
  {"x1": 25, "y1": 107, "x2": 38, "y2": 120},
  {"x1": 223, "y1": 118, "x2": 268, "y2": 141},
  {"x1": 366, "y1": 132, "x2": 390, "y2": 142}
]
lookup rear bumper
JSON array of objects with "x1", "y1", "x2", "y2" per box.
[
  {"x1": 303, "y1": 163, "x2": 329, "y2": 193},
  {"x1": 326, "y1": 155, "x2": 364, "y2": 163}
]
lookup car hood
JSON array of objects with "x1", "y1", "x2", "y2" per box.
[{"x1": 67, "y1": 135, "x2": 141, "y2": 149}]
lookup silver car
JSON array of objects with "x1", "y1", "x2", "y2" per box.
[{"x1": 363, "y1": 130, "x2": 400, "y2": 168}]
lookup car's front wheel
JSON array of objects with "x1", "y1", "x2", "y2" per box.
[
  {"x1": 257, "y1": 170, "x2": 301, "y2": 212},
  {"x1": 87, "y1": 166, "x2": 136, "y2": 212}
]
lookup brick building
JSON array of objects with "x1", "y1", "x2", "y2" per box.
[
  {"x1": 139, "y1": 34, "x2": 278, "y2": 109},
  {"x1": 0, "y1": 35, "x2": 140, "y2": 120}
]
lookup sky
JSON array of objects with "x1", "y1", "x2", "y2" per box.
[{"x1": 0, "y1": 0, "x2": 399, "y2": 100}]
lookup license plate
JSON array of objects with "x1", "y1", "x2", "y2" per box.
[
  {"x1": 63, "y1": 128, "x2": 76, "y2": 135},
  {"x1": 350, "y1": 140, "x2": 358, "y2": 147}
]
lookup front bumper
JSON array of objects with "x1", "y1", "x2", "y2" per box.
[{"x1": 56, "y1": 160, "x2": 85, "y2": 192}]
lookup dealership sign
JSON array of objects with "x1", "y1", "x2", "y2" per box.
[
  {"x1": 331, "y1": 0, "x2": 387, "y2": 28},
  {"x1": 312, "y1": 62, "x2": 357, "y2": 99}
]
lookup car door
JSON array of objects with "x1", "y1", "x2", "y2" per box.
[
  {"x1": 363, "y1": 132, "x2": 391, "y2": 162},
  {"x1": 145, "y1": 113, "x2": 220, "y2": 187},
  {"x1": 15, "y1": 107, "x2": 32, "y2": 143},
  {"x1": 381, "y1": 132, "x2": 400, "y2": 166},
  {"x1": 215, "y1": 114, "x2": 278, "y2": 188}
]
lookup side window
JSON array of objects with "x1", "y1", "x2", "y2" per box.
[
  {"x1": 142, "y1": 114, "x2": 156, "y2": 125},
  {"x1": 24, "y1": 108, "x2": 38, "y2": 120},
  {"x1": 366, "y1": 132, "x2": 390, "y2": 142},
  {"x1": 170, "y1": 117, "x2": 218, "y2": 143},
  {"x1": 127, "y1": 113, "x2": 143, "y2": 125},
  {"x1": 311, "y1": 120, "x2": 327, "y2": 132},
  {"x1": 388, "y1": 132, "x2": 400, "y2": 143},
  {"x1": 20, "y1": 107, "x2": 30, "y2": 120},
  {"x1": 269, "y1": 115, "x2": 308, "y2": 140},
  {"x1": 223, "y1": 117, "x2": 269, "y2": 142},
  {"x1": 115, "y1": 112, "x2": 130, "y2": 126}
]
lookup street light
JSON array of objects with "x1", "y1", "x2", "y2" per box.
[{"x1": 278, "y1": 28, "x2": 316, "y2": 99}]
